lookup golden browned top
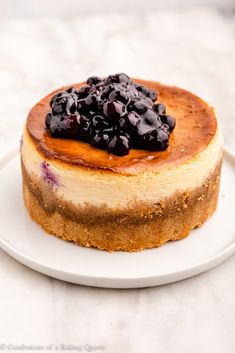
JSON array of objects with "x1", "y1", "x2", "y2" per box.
[{"x1": 26, "y1": 79, "x2": 217, "y2": 174}]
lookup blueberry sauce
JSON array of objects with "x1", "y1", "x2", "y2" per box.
[
  {"x1": 41, "y1": 162, "x2": 60, "y2": 186},
  {"x1": 45, "y1": 73, "x2": 176, "y2": 156}
]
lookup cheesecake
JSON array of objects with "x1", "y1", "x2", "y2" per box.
[{"x1": 21, "y1": 74, "x2": 223, "y2": 251}]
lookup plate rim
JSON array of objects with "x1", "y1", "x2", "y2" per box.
[{"x1": 0, "y1": 147, "x2": 235, "y2": 288}]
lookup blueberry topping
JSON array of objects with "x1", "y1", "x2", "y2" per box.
[{"x1": 45, "y1": 73, "x2": 176, "y2": 156}]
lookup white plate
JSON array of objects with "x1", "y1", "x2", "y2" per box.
[{"x1": 0, "y1": 150, "x2": 234, "y2": 288}]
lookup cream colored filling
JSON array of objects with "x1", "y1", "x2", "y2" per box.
[{"x1": 21, "y1": 124, "x2": 223, "y2": 209}]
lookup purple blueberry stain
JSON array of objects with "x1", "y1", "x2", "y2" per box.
[{"x1": 41, "y1": 161, "x2": 60, "y2": 187}]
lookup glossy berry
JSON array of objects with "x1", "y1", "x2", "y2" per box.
[
  {"x1": 148, "y1": 89, "x2": 157, "y2": 101},
  {"x1": 126, "y1": 87, "x2": 139, "y2": 99},
  {"x1": 45, "y1": 112, "x2": 53, "y2": 128},
  {"x1": 103, "y1": 100, "x2": 126, "y2": 119},
  {"x1": 87, "y1": 76, "x2": 102, "y2": 85},
  {"x1": 76, "y1": 115, "x2": 91, "y2": 141},
  {"x1": 91, "y1": 131, "x2": 110, "y2": 149},
  {"x1": 77, "y1": 85, "x2": 90, "y2": 99},
  {"x1": 108, "y1": 135, "x2": 130, "y2": 156},
  {"x1": 134, "y1": 84, "x2": 149, "y2": 97},
  {"x1": 109, "y1": 90, "x2": 129, "y2": 104},
  {"x1": 77, "y1": 99, "x2": 87, "y2": 111},
  {"x1": 46, "y1": 73, "x2": 175, "y2": 156},
  {"x1": 49, "y1": 114, "x2": 79, "y2": 138},
  {"x1": 92, "y1": 115, "x2": 111, "y2": 131},
  {"x1": 49, "y1": 92, "x2": 65, "y2": 108},
  {"x1": 85, "y1": 92, "x2": 101, "y2": 109},
  {"x1": 160, "y1": 114, "x2": 176, "y2": 131},
  {"x1": 105, "y1": 73, "x2": 132, "y2": 85},
  {"x1": 66, "y1": 87, "x2": 79, "y2": 95},
  {"x1": 138, "y1": 129, "x2": 169, "y2": 151},
  {"x1": 128, "y1": 98, "x2": 152, "y2": 114},
  {"x1": 142, "y1": 109, "x2": 161, "y2": 128},
  {"x1": 52, "y1": 93, "x2": 77, "y2": 115},
  {"x1": 153, "y1": 103, "x2": 166, "y2": 115},
  {"x1": 101, "y1": 84, "x2": 116, "y2": 99},
  {"x1": 119, "y1": 111, "x2": 140, "y2": 133}
]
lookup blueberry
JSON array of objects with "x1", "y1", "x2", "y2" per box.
[
  {"x1": 87, "y1": 76, "x2": 102, "y2": 85},
  {"x1": 101, "y1": 84, "x2": 118, "y2": 99},
  {"x1": 92, "y1": 115, "x2": 112, "y2": 131},
  {"x1": 49, "y1": 114, "x2": 79, "y2": 138},
  {"x1": 139, "y1": 129, "x2": 169, "y2": 151},
  {"x1": 77, "y1": 85, "x2": 91, "y2": 99},
  {"x1": 136, "y1": 110, "x2": 162, "y2": 136},
  {"x1": 154, "y1": 129, "x2": 169, "y2": 150},
  {"x1": 103, "y1": 100, "x2": 126, "y2": 119},
  {"x1": 148, "y1": 89, "x2": 157, "y2": 101},
  {"x1": 108, "y1": 134, "x2": 130, "y2": 156},
  {"x1": 66, "y1": 87, "x2": 79, "y2": 95},
  {"x1": 128, "y1": 98, "x2": 152, "y2": 114},
  {"x1": 49, "y1": 92, "x2": 66, "y2": 108},
  {"x1": 126, "y1": 87, "x2": 139, "y2": 99},
  {"x1": 85, "y1": 92, "x2": 101, "y2": 109},
  {"x1": 51, "y1": 94, "x2": 77, "y2": 115},
  {"x1": 77, "y1": 99, "x2": 87, "y2": 112},
  {"x1": 160, "y1": 115, "x2": 176, "y2": 131},
  {"x1": 119, "y1": 111, "x2": 140, "y2": 133},
  {"x1": 76, "y1": 115, "x2": 91, "y2": 141},
  {"x1": 134, "y1": 84, "x2": 149, "y2": 97},
  {"x1": 142, "y1": 109, "x2": 161, "y2": 127},
  {"x1": 45, "y1": 112, "x2": 53, "y2": 128},
  {"x1": 91, "y1": 131, "x2": 111, "y2": 149},
  {"x1": 105, "y1": 73, "x2": 131, "y2": 85},
  {"x1": 153, "y1": 103, "x2": 166, "y2": 115},
  {"x1": 118, "y1": 73, "x2": 132, "y2": 84},
  {"x1": 109, "y1": 90, "x2": 129, "y2": 104}
]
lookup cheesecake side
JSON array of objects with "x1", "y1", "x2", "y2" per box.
[
  {"x1": 21, "y1": 122, "x2": 223, "y2": 252},
  {"x1": 21, "y1": 154, "x2": 222, "y2": 252}
]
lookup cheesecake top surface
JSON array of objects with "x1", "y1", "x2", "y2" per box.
[{"x1": 26, "y1": 79, "x2": 217, "y2": 175}]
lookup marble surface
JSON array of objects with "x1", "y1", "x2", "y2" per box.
[{"x1": 0, "y1": 6, "x2": 235, "y2": 352}]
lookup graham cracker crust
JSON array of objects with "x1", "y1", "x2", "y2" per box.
[{"x1": 21, "y1": 159, "x2": 222, "y2": 252}]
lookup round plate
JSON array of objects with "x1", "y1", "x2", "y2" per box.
[{"x1": 0, "y1": 150, "x2": 235, "y2": 288}]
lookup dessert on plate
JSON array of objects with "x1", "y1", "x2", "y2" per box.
[{"x1": 21, "y1": 73, "x2": 223, "y2": 252}]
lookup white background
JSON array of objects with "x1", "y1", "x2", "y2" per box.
[{"x1": 0, "y1": 1, "x2": 235, "y2": 352}]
